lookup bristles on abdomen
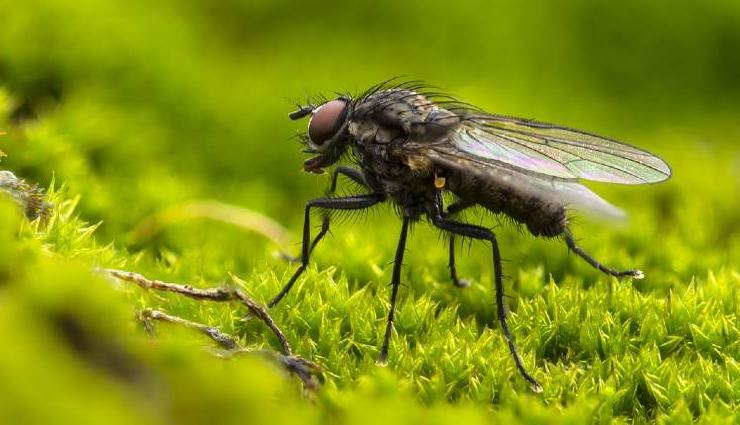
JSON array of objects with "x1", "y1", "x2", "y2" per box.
[{"x1": 447, "y1": 172, "x2": 567, "y2": 237}]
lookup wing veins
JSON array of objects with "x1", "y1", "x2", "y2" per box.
[
  {"x1": 474, "y1": 115, "x2": 645, "y2": 156},
  {"x1": 475, "y1": 122, "x2": 670, "y2": 178},
  {"x1": 482, "y1": 122, "x2": 660, "y2": 162},
  {"x1": 488, "y1": 130, "x2": 578, "y2": 177},
  {"x1": 550, "y1": 139, "x2": 669, "y2": 177},
  {"x1": 489, "y1": 129, "x2": 651, "y2": 181},
  {"x1": 568, "y1": 159, "x2": 649, "y2": 183},
  {"x1": 552, "y1": 144, "x2": 654, "y2": 182}
]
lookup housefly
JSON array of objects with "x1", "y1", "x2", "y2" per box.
[{"x1": 275, "y1": 80, "x2": 672, "y2": 391}]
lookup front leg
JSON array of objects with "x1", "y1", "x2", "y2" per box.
[
  {"x1": 269, "y1": 193, "x2": 385, "y2": 308},
  {"x1": 329, "y1": 166, "x2": 368, "y2": 194},
  {"x1": 281, "y1": 166, "x2": 369, "y2": 263}
]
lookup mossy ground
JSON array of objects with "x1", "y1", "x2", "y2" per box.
[{"x1": 1, "y1": 1, "x2": 739, "y2": 423}]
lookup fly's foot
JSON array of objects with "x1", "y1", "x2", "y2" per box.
[
  {"x1": 625, "y1": 269, "x2": 644, "y2": 279},
  {"x1": 451, "y1": 276, "x2": 471, "y2": 288},
  {"x1": 275, "y1": 251, "x2": 300, "y2": 263}
]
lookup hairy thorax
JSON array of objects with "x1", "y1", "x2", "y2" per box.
[
  {"x1": 347, "y1": 89, "x2": 461, "y2": 219},
  {"x1": 350, "y1": 133, "x2": 437, "y2": 219}
]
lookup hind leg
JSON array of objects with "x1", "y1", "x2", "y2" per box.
[{"x1": 564, "y1": 233, "x2": 644, "y2": 279}]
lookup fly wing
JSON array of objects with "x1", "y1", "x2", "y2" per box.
[
  {"x1": 416, "y1": 144, "x2": 626, "y2": 219},
  {"x1": 451, "y1": 115, "x2": 671, "y2": 184}
]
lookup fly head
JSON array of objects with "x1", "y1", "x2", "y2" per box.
[{"x1": 290, "y1": 96, "x2": 352, "y2": 174}]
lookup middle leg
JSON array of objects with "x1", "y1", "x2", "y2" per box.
[
  {"x1": 432, "y1": 213, "x2": 541, "y2": 391},
  {"x1": 444, "y1": 200, "x2": 475, "y2": 288},
  {"x1": 448, "y1": 234, "x2": 470, "y2": 288},
  {"x1": 377, "y1": 216, "x2": 411, "y2": 363}
]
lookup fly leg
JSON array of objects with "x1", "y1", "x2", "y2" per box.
[
  {"x1": 280, "y1": 167, "x2": 369, "y2": 263},
  {"x1": 447, "y1": 236, "x2": 469, "y2": 287},
  {"x1": 329, "y1": 166, "x2": 368, "y2": 194},
  {"x1": 564, "y1": 233, "x2": 644, "y2": 279},
  {"x1": 269, "y1": 193, "x2": 385, "y2": 308},
  {"x1": 378, "y1": 216, "x2": 410, "y2": 363},
  {"x1": 444, "y1": 201, "x2": 474, "y2": 288},
  {"x1": 278, "y1": 216, "x2": 330, "y2": 264},
  {"x1": 431, "y1": 213, "x2": 541, "y2": 392}
]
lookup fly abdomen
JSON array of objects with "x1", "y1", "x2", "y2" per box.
[{"x1": 447, "y1": 172, "x2": 568, "y2": 237}]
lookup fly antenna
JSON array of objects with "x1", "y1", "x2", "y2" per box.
[{"x1": 289, "y1": 104, "x2": 315, "y2": 120}]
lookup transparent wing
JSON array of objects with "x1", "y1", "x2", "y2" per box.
[
  {"x1": 452, "y1": 115, "x2": 671, "y2": 184},
  {"x1": 418, "y1": 146, "x2": 625, "y2": 219}
]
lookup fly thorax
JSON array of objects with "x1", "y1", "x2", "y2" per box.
[
  {"x1": 403, "y1": 154, "x2": 433, "y2": 173},
  {"x1": 412, "y1": 108, "x2": 461, "y2": 140},
  {"x1": 348, "y1": 120, "x2": 377, "y2": 145}
]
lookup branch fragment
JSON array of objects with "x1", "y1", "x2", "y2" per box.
[
  {"x1": 98, "y1": 268, "x2": 291, "y2": 355},
  {"x1": 138, "y1": 308, "x2": 322, "y2": 389},
  {"x1": 0, "y1": 170, "x2": 52, "y2": 221},
  {"x1": 139, "y1": 308, "x2": 239, "y2": 349}
]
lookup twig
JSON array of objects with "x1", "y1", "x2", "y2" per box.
[
  {"x1": 138, "y1": 308, "x2": 322, "y2": 389},
  {"x1": 98, "y1": 268, "x2": 291, "y2": 355},
  {"x1": 138, "y1": 308, "x2": 239, "y2": 349},
  {"x1": 233, "y1": 350, "x2": 323, "y2": 390},
  {"x1": 0, "y1": 170, "x2": 52, "y2": 221}
]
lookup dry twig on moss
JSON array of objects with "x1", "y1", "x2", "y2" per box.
[
  {"x1": 138, "y1": 308, "x2": 240, "y2": 349},
  {"x1": 138, "y1": 308, "x2": 322, "y2": 389},
  {"x1": 98, "y1": 268, "x2": 291, "y2": 355},
  {"x1": 0, "y1": 170, "x2": 52, "y2": 221}
]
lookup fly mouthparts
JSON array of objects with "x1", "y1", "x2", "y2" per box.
[{"x1": 303, "y1": 155, "x2": 327, "y2": 174}]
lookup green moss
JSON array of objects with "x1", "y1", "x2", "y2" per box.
[{"x1": 1, "y1": 143, "x2": 738, "y2": 424}]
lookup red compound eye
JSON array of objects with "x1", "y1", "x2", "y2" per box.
[{"x1": 308, "y1": 99, "x2": 347, "y2": 145}]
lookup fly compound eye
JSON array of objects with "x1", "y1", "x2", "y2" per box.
[{"x1": 308, "y1": 99, "x2": 348, "y2": 149}]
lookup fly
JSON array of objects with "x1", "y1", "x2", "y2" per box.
[{"x1": 274, "y1": 80, "x2": 672, "y2": 391}]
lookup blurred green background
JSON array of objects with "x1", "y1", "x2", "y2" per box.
[
  {"x1": 1, "y1": 0, "x2": 739, "y2": 423},
  {"x1": 2, "y1": 0, "x2": 738, "y2": 238}
]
